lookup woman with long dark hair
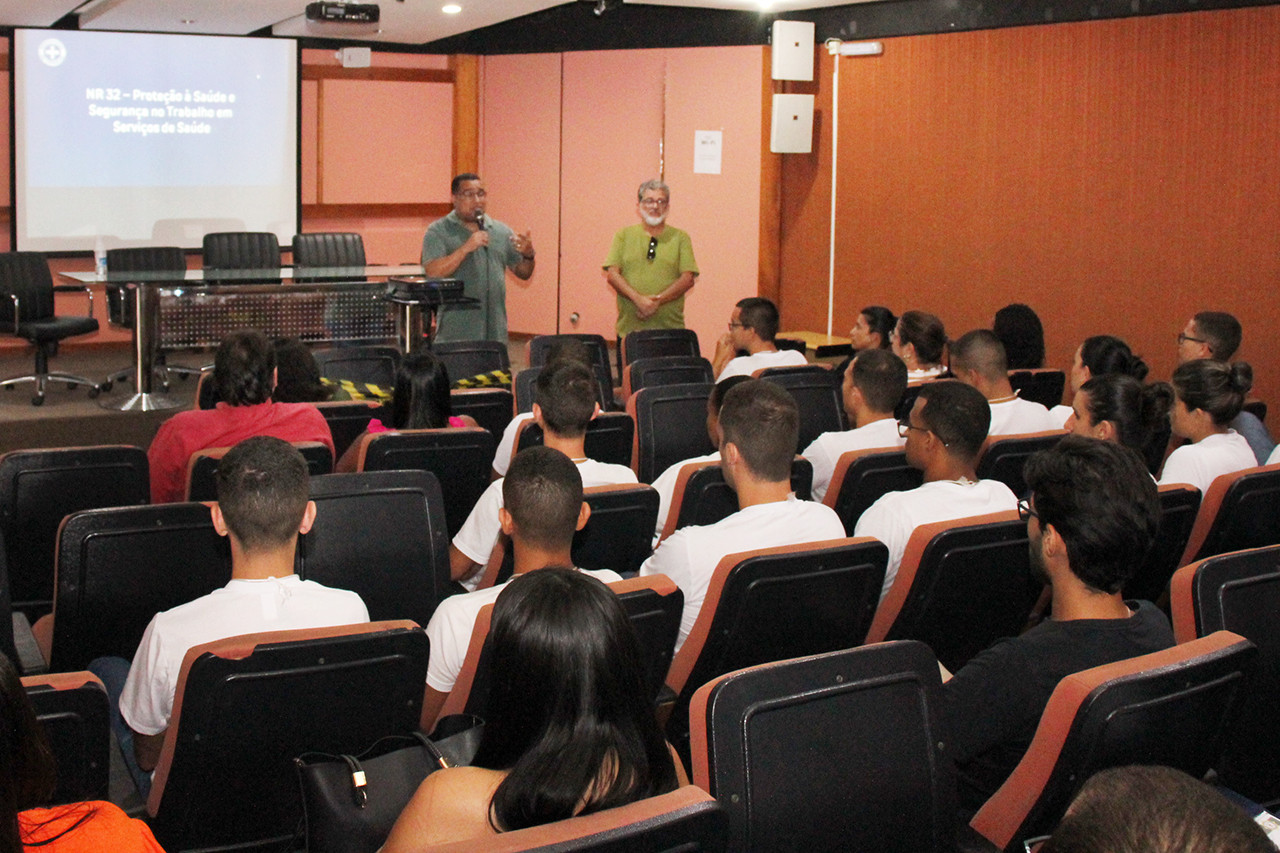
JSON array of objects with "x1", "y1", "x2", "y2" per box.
[
  {"x1": 890, "y1": 310, "x2": 947, "y2": 381},
  {"x1": 335, "y1": 350, "x2": 476, "y2": 471},
  {"x1": 0, "y1": 655, "x2": 163, "y2": 853},
  {"x1": 1050, "y1": 334, "x2": 1150, "y2": 426},
  {"x1": 382, "y1": 569, "x2": 679, "y2": 848},
  {"x1": 1067, "y1": 374, "x2": 1173, "y2": 474},
  {"x1": 1159, "y1": 359, "x2": 1256, "y2": 495}
]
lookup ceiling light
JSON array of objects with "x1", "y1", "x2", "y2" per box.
[{"x1": 442, "y1": 3, "x2": 461, "y2": 12}]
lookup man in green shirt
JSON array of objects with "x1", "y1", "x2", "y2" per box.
[
  {"x1": 603, "y1": 179, "x2": 699, "y2": 339},
  {"x1": 422, "y1": 173, "x2": 535, "y2": 343}
]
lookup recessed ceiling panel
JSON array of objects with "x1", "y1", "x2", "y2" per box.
[
  {"x1": 77, "y1": 0, "x2": 307, "y2": 35},
  {"x1": 0, "y1": 0, "x2": 83, "y2": 28},
  {"x1": 271, "y1": 0, "x2": 566, "y2": 46}
]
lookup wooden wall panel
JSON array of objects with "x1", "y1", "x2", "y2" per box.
[{"x1": 780, "y1": 6, "x2": 1280, "y2": 403}]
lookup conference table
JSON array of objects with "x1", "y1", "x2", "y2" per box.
[{"x1": 60, "y1": 264, "x2": 460, "y2": 412}]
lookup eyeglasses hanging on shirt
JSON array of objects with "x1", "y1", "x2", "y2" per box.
[{"x1": 647, "y1": 237, "x2": 657, "y2": 262}]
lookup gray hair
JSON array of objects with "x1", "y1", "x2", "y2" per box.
[{"x1": 636, "y1": 179, "x2": 669, "y2": 202}]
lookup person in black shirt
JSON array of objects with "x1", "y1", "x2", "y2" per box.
[{"x1": 941, "y1": 436, "x2": 1175, "y2": 814}]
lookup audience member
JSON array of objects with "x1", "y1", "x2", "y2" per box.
[
  {"x1": 1040, "y1": 765, "x2": 1274, "y2": 853},
  {"x1": 850, "y1": 306, "x2": 897, "y2": 352},
  {"x1": 109, "y1": 437, "x2": 368, "y2": 795},
  {"x1": 1159, "y1": 358, "x2": 1256, "y2": 495},
  {"x1": 335, "y1": 350, "x2": 476, "y2": 471},
  {"x1": 712, "y1": 297, "x2": 808, "y2": 381},
  {"x1": 388, "y1": 569, "x2": 678, "y2": 849},
  {"x1": 890, "y1": 310, "x2": 947, "y2": 381},
  {"x1": 0, "y1": 653, "x2": 164, "y2": 853},
  {"x1": 421, "y1": 447, "x2": 623, "y2": 730},
  {"x1": 648, "y1": 374, "x2": 751, "y2": 545},
  {"x1": 490, "y1": 337, "x2": 594, "y2": 479},
  {"x1": 1067, "y1": 373, "x2": 1172, "y2": 474},
  {"x1": 803, "y1": 349, "x2": 908, "y2": 502},
  {"x1": 450, "y1": 361, "x2": 636, "y2": 588},
  {"x1": 271, "y1": 337, "x2": 339, "y2": 403},
  {"x1": 854, "y1": 380, "x2": 1018, "y2": 597},
  {"x1": 1176, "y1": 311, "x2": 1274, "y2": 463},
  {"x1": 1048, "y1": 335, "x2": 1149, "y2": 426},
  {"x1": 992, "y1": 303, "x2": 1045, "y2": 370},
  {"x1": 639, "y1": 380, "x2": 845, "y2": 649},
  {"x1": 147, "y1": 329, "x2": 334, "y2": 503},
  {"x1": 951, "y1": 329, "x2": 1058, "y2": 435},
  {"x1": 942, "y1": 436, "x2": 1173, "y2": 814}
]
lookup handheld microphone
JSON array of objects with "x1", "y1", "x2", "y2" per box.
[{"x1": 475, "y1": 212, "x2": 486, "y2": 231}]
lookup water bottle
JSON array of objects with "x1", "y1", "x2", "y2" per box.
[{"x1": 94, "y1": 236, "x2": 107, "y2": 279}]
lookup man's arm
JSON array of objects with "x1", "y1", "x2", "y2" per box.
[
  {"x1": 509, "y1": 230, "x2": 535, "y2": 281},
  {"x1": 449, "y1": 544, "x2": 481, "y2": 584},
  {"x1": 423, "y1": 230, "x2": 489, "y2": 278},
  {"x1": 654, "y1": 270, "x2": 697, "y2": 305},
  {"x1": 133, "y1": 729, "x2": 166, "y2": 772},
  {"x1": 420, "y1": 686, "x2": 450, "y2": 733},
  {"x1": 605, "y1": 266, "x2": 660, "y2": 319},
  {"x1": 712, "y1": 332, "x2": 738, "y2": 379}
]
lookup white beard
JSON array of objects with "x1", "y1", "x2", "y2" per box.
[{"x1": 641, "y1": 211, "x2": 667, "y2": 227}]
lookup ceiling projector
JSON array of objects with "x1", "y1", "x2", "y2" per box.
[{"x1": 305, "y1": 3, "x2": 381, "y2": 23}]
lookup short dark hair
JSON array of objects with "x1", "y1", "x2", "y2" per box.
[
  {"x1": 736, "y1": 297, "x2": 780, "y2": 342},
  {"x1": 477, "y1": 569, "x2": 678, "y2": 830},
  {"x1": 993, "y1": 303, "x2": 1045, "y2": 369},
  {"x1": 860, "y1": 306, "x2": 897, "y2": 350},
  {"x1": 503, "y1": 447, "x2": 583, "y2": 552},
  {"x1": 1023, "y1": 436, "x2": 1159, "y2": 593},
  {"x1": 896, "y1": 310, "x2": 947, "y2": 365},
  {"x1": 544, "y1": 337, "x2": 593, "y2": 369},
  {"x1": 272, "y1": 338, "x2": 332, "y2": 403},
  {"x1": 1192, "y1": 311, "x2": 1242, "y2": 360},
  {"x1": 215, "y1": 436, "x2": 310, "y2": 552},
  {"x1": 950, "y1": 329, "x2": 1009, "y2": 383},
  {"x1": 1042, "y1": 765, "x2": 1274, "y2": 853},
  {"x1": 709, "y1": 374, "x2": 752, "y2": 412},
  {"x1": 718, "y1": 379, "x2": 798, "y2": 482},
  {"x1": 392, "y1": 350, "x2": 453, "y2": 430},
  {"x1": 1172, "y1": 359, "x2": 1253, "y2": 427},
  {"x1": 214, "y1": 329, "x2": 275, "y2": 406},
  {"x1": 450, "y1": 173, "x2": 481, "y2": 194},
  {"x1": 534, "y1": 361, "x2": 596, "y2": 439},
  {"x1": 1079, "y1": 335, "x2": 1148, "y2": 381},
  {"x1": 851, "y1": 349, "x2": 908, "y2": 413},
  {"x1": 914, "y1": 380, "x2": 990, "y2": 461},
  {"x1": 1078, "y1": 374, "x2": 1172, "y2": 462}
]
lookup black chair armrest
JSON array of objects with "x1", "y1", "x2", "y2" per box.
[
  {"x1": 52, "y1": 284, "x2": 95, "y2": 317},
  {"x1": 13, "y1": 613, "x2": 48, "y2": 675}
]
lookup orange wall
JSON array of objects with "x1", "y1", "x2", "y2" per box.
[{"x1": 780, "y1": 6, "x2": 1280, "y2": 403}]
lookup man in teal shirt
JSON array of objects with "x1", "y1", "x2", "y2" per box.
[
  {"x1": 422, "y1": 173, "x2": 535, "y2": 343},
  {"x1": 604, "y1": 179, "x2": 699, "y2": 339}
]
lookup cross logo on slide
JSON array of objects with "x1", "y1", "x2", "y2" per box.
[{"x1": 38, "y1": 38, "x2": 67, "y2": 68}]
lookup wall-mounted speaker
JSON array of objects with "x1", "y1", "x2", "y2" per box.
[
  {"x1": 770, "y1": 94, "x2": 815, "y2": 154},
  {"x1": 771, "y1": 20, "x2": 815, "y2": 81}
]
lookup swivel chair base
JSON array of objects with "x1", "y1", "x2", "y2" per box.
[{"x1": 0, "y1": 372, "x2": 100, "y2": 406}]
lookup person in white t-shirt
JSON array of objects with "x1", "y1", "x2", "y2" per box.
[
  {"x1": 891, "y1": 310, "x2": 948, "y2": 382},
  {"x1": 1159, "y1": 358, "x2": 1257, "y2": 495},
  {"x1": 422, "y1": 446, "x2": 622, "y2": 731},
  {"x1": 1048, "y1": 335, "x2": 1151, "y2": 427},
  {"x1": 110, "y1": 436, "x2": 369, "y2": 795},
  {"x1": 855, "y1": 380, "x2": 1019, "y2": 598},
  {"x1": 649, "y1": 375, "x2": 751, "y2": 545},
  {"x1": 712, "y1": 297, "x2": 808, "y2": 381},
  {"x1": 640, "y1": 380, "x2": 846, "y2": 650},
  {"x1": 451, "y1": 360, "x2": 636, "y2": 588},
  {"x1": 951, "y1": 329, "x2": 1059, "y2": 436},
  {"x1": 803, "y1": 348, "x2": 908, "y2": 503},
  {"x1": 1066, "y1": 373, "x2": 1172, "y2": 475},
  {"x1": 490, "y1": 338, "x2": 597, "y2": 479}
]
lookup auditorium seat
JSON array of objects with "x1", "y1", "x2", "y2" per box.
[
  {"x1": 627, "y1": 383, "x2": 716, "y2": 484},
  {"x1": 571, "y1": 483, "x2": 660, "y2": 576},
  {"x1": 1178, "y1": 463, "x2": 1280, "y2": 567},
  {"x1": 621, "y1": 328, "x2": 701, "y2": 373},
  {"x1": 662, "y1": 538, "x2": 888, "y2": 763},
  {"x1": 822, "y1": 448, "x2": 922, "y2": 535},
  {"x1": 433, "y1": 339, "x2": 511, "y2": 383},
  {"x1": 1170, "y1": 545, "x2": 1280, "y2": 804},
  {"x1": 528, "y1": 333, "x2": 615, "y2": 404},
  {"x1": 185, "y1": 441, "x2": 333, "y2": 502},
  {"x1": 312, "y1": 344, "x2": 400, "y2": 390},
  {"x1": 758, "y1": 365, "x2": 846, "y2": 453},
  {"x1": 866, "y1": 510, "x2": 1039, "y2": 673},
  {"x1": 690, "y1": 641, "x2": 956, "y2": 853},
  {"x1": 450, "y1": 387, "x2": 514, "y2": 439},
  {"x1": 0, "y1": 445, "x2": 150, "y2": 619},
  {"x1": 970, "y1": 632, "x2": 1256, "y2": 852},
  {"x1": 1122, "y1": 483, "x2": 1200, "y2": 605},
  {"x1": 658, "y1": 459, "x2": 813, "y2": 544},
  {"x1": 975, "y1": 430, "x2": 1067, "y2": 498},
  {"x1": 300, "y1": 470, "x2": 451, "y2": 629},
  {"x1": 512, "y1": 411, "x2": 636, "y2": 469},
  {"x1": 0, "y1": 251, "x2": 101, "y2": 405},
  {"x1": 145, "y1": 621, "x2": 428, "y2": 852},
  {"x1": 23, "y1": 671, "x2": 111, "y2": 805},
  {"x1": 315, "y1": 399, "x2": 386, "y2": 461},
  {"x1": 622, "y1": 355, "x2": 714, "y2": 399},
  {"x1": 1008, "y1": 369, "x2": 1066, "y2": 410}
]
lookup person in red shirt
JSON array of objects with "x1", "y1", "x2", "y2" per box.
[{"x1": 147, "y1": 329, "x2": 334, "y2": 502}]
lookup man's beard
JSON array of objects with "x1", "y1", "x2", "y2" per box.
[{"x1": 641, "y1": 211, "x2": 666, "y2": 227}]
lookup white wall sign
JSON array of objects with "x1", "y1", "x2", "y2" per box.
[{"x1": 694, "y1": 130, "x2": 722, "y2": 174}]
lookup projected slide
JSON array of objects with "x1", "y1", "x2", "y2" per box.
[{"x1": 14, "y1": 29, "x2": 298, "y2": 252}]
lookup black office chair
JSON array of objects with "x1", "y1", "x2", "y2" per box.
[
  {"x1": 0, "y1": 252, "x2": 100, "y2": 405},
  {"x1": 291, "y1": 232, "x2": 366, "y2": 268},
  {"x1": 101, "y1": 246, "x2": 198, "y2": 393},
  {"x1": 202, "y1": 231, "x2": 281, "y2": 282}
]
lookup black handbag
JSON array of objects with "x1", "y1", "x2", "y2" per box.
[{"x1": 294, "y1": 715, "x2": 484, "y2": 853}]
